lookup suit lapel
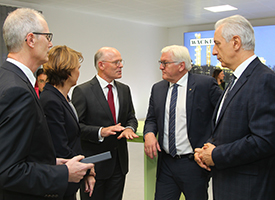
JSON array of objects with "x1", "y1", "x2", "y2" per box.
[
  {"x1": 186, "y1": 72, "x2": 195, "y2": 132},
  {"x1": 159, "y1": 81, "x2": 170, "y2": 133},
  {"x1": 91, "y1": 77, "x2": 115, "y2": 124},
  {"x1": 3, "y1": 62, "x2": 44, "y2": 112},
  {"x1": 115, "y1": 81, "x2": 123, "y2": 123},
  {"x1": 212, "y1": 89, "x2": 226, "y2": 128},
  {"x1": 64, "y1": 101, "x2": 79, "y2": 123},
  {"x1": 213, "y1": 57, "x2": 259, "y2": 129},
  {"x1": 62, "y1": 99, "x2": 81, "y2": 134},
  {"x1": 46, "y1": 84, "x2": 80, "y2": 127}
]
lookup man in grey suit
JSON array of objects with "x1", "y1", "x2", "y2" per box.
[
  {"x1": 72, "y1": 47, "x2": 138, "y2": 200},
  {"x1": 0, "y1": 8, "x2": 94, "y2": 200},
  {"x1": 195, "y1": 15, "x2": 275, "y2": 200},
  {"x1": 143, "y1": 45, "x2": 222, "y2": 200}
]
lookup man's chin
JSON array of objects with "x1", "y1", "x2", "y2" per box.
[{"x1": 116, "y1": 74, "x2": 122, "y2": 78}]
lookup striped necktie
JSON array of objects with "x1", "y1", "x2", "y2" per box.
[{"x1": 169, "y1": 83, "x2": 179, "y2": 157}]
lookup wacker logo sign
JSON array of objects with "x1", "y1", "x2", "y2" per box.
[{"x1": 190, "y1": 38, "x2": 214, "y2": 46}]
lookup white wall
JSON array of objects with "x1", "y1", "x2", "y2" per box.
[
  {"x1": 0, "y1": 2, "x2": 168, "y2": 119},
  {"x1": 41, "y1": 7, "x2": 168, "y2": 119}
]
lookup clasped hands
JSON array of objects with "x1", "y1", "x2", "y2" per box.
[{"x1": 194, "y1": 143, "x2": 216, "y2": 171}]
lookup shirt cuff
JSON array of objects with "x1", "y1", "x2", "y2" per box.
[
  {"x1": 98, "y1": 127, "x2": 104, "y2": 142},
  {"x1": 125, "y1": 126, "x2": 135, "y2": 132}
]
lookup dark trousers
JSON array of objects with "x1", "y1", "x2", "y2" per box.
[
  {"x1": 63, "y1": 193, "x2": 76, "y2": 200},
  {"x1": 80, "y1": 158, "x2": 126, "y2": 200},
  {"x1": 155, "y1": 152, "x2": 210, "y2": 200}
]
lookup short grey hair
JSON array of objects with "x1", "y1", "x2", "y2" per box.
[
  {"x1": 215, "y1": 15, "x2": 255, "y2": 51},
  {"x1": 161, "y1": 45, "x2": 192, "y2": 71},
  {"x1": 3, "y1": 8, "x2": 45, "y2": 53},
  {"x1": 94, "y1": 49, "x2": 104, "y2": 71}
]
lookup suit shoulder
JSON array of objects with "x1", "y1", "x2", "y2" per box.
[
  {"x1": 190, "y1": 73, "x2": 214, "y2": 81},
  {"x1": 256, "y1": 62, "x2": 275, "y2": 75},
  {"x1": 74, "y1": 79, "x2": 95, "y2": 92},
  {"x1": 40, "y1": 89, "x2": 62, "y2": 106},
  {"x1": 152, "y1": 80, "x2": 168, "y2": 88},
  {"x1": 115, "y1": 80, "x2": 129, "y2": 88}
]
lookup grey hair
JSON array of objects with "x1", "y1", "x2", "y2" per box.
[
  {"x1": 215, "y1": 15, "x2": 255, "y2": 51},
  {"x1": 94, "y1": 49, "x2": 104, "y2": 71},
  {"x1": 161, "y1": 45, "x2": 192, "y2": 71},
  {"x1": 3, "y1": 8, "x2": 45, "y2": 53}
]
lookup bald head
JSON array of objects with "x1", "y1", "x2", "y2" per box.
[
  {"x1": 94, "y1": 47, "x2": 123, "y2": 83},
  {"x1": 94, "y1": 47, "x2": 120, "y2": 70}
]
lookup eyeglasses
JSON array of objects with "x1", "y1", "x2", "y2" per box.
[
  {"x1": 102, "y1": 60, "x2": 124, "y2": 66},
  {"x1": 32, "y1": 32, "x2": 53, "y2": 42},
  {"x1": 158, "y1": 61, "x2": 181, "y2": 68}
]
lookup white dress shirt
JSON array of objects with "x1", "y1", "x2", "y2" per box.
[
  {"x1": 96, "y1": 75, "x2": 120, "y2": 141},
  {"x1": 163, "y1": 73, "x2": 193, "y2": 155}
]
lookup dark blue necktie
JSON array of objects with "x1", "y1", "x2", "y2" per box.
[{"x1": 169, "y1": 83, "x2": 179, "y2": 157}]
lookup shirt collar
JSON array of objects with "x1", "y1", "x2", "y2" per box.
[
  {"x1": 96, "y1": 74, "x2": 115, "y2": 89},
  {"x1": 169, "y1": 72, "x2": 189, "y2": 88},
  {"x1": 233, "y1": 54, "x2": 257, "y2": 80},
  {"x1": 6, "y1": 58, "x2": 36, "y2": 87}
]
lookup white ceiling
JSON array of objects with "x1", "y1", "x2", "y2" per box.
[{"x1": 1, "y1": 0, "x2": 275, "y2": 27}]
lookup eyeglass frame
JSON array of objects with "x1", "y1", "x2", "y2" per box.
[
  {"x1": 101, "y1": 59, "x2": 124, "y2": 66},
  {"x1": 25, "y1": 32, "x2": 53, "y2": 42},
  {"x1": 158, "y1": 60, "x2": 182, "y2": 68},
  {"x1": 33, "y1": 32, "x2": 53, "y2": 42}
]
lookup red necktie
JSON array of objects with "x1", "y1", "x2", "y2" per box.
[{"x1": 107, "y1": 84, "x2": 116, "y2": 124}]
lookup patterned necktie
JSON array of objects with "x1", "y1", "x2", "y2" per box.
[
  {"x1": 107, "y1": 84, "x2": 116, "y2": 124},
  {"x1": 224, "y1": 74, "x2": 236, "y2": 100},
  {"x1": 169, "y1": 83, "x2": 179, "y2": 157}
]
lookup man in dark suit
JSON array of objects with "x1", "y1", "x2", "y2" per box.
[
  {"x1": 0, "y1": 8, "x2": 94, "y2": 200},
  {"x1": 143, "y1": 45, "x2": 222, "y2": 200},
  {"x1": 72, "y1": 47, "x2": 138, "y2": 200},
  {"x1": 195, "y1": 15, "x2": 275, "y2": 200}
]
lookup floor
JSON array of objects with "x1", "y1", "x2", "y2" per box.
[
  {"x1": 77, "y1": 142, "x2": 213, "y2": 200},
  {"x1": 76, "y1": 142, "x2": 144, "y2": 200}
]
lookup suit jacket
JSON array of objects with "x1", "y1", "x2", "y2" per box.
[
  {"x1": 143, "y1": 72, "x2": 222, "y2": 176},
  {"x1": 210, "y1": 57, "x2": 275, "y2": 200},
  {"x1": 40, "y1": 83, "x2": 82, "y2": 158},
  {"x1": 40, "y1": 83, "x2": 82, "y2": 197},
  {"x1": 0, "y1": 61, "x2": 68, "y2": 200},
  {"x1": 72, "y1": 76, "x2": 138, "y2": 179}
]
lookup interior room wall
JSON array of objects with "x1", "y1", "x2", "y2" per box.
[
  {"x1": 0, "y1": 3, "x2": 169, "y2": 119},
  {"x1": 41, "y1": 7, "x2": 168, "y2": 120},
  {"x1": 168, "y1": 16, "x2": 275, "y2": 46}
]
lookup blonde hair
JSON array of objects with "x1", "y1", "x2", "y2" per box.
[{"x1": 43, "y1": 45, "x2": 83, "y2": 86}]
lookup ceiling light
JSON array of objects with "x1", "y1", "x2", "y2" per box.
[{"x1": 204, "y1": 5, "x2": 238, "y2": 12}]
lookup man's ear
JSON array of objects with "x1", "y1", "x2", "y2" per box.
[
  {"x1": 25, "y1": 32, "x2": 35, "y2": 48},
  {"x1": 98, "y1": 61, "x2": 105, "y2": 70},
  {"x1": 232, "y1": 35, "x2": 241, "y2": 50},
  {"x1": 178, "y1": 61, "x2": 185, "y2": 72}
]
